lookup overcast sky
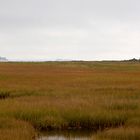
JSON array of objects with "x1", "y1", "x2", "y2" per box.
[{"x1": 0, "y1": 0, "x2": 140, "y2": 61}]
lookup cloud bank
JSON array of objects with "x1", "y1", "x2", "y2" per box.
[{"x1": 0, "y1": 0, "x2": 140, "y2": 60}]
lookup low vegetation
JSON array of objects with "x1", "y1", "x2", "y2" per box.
[
  {"x1": 0, "y1": 61, "x2": 140, "y2": 139},
  {"x1": 0, "y1": 91, "x2": 10, "y2": 99},
  {"x1": 95, "y1": 127, "x2": 140, "y2": 140},
  {"x1": 0, "y1": 118, "x2": 35, "y2": 140}
]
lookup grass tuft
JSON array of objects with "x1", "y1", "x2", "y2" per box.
[{"x1": 0, "y1": 91, "x2": 10, "y2": 99}]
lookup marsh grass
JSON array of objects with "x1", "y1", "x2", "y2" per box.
[
  {"x1": 0, "y1": 118, "x2": 36, "y2": 140},
  {"x1": 0, "y1": 62, "x2": 140, "y2": 139},
  {"x1": 0, "y1": 90, "x2": 10, "y2": 99},
  {"x1": 95, "y1": 127, "x2": 140, "y2": 140}
]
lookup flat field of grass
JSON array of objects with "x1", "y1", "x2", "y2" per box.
[{"x1": 0, "y1": 61, "x2": 140, "y2": 139}]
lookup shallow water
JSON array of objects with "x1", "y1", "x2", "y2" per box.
[{"x1": 38, "y1": 130, "x2": 95, "y2": 140}]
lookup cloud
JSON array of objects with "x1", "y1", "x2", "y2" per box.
[{"x1": 0, "y1": 0, "x2": 140, "y2": 60}]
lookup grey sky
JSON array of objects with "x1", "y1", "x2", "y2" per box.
[{"x1": 0, "y1": 0, "x2": 140, "y2": 60}]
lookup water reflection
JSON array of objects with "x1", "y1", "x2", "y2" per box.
[{"x1": 38, "y1": 130, "x2": 94, "y2": 140}]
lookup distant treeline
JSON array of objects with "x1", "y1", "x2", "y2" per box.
[{"x1": 124, "y1": 58, "x2": 140, "y2": 62}]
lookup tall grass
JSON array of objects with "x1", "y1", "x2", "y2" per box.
[
  {"x1": 0, "y1": 118, "x2": 36, "y2": 140},
  {"x1": 0, "y1": 62, "x2": 140, "y2": 139},
  {"x1": 95, "y1": 127, "x2": 140, "y2": 140},
  {"x1": 0, "y1": 90, "x2": 10, "y2": 99}
]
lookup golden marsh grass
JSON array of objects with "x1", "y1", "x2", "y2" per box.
[{"x1": 0, "y1": 61, "x2": 140, "y2": 139}]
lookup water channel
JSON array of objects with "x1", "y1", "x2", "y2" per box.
[{"x1": 38, "y1": 130, "x2": 95, "y2": 140}]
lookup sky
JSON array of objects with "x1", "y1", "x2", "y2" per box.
[{"x1": 0, "y1": 0, "x2": 140, "y2": 61}]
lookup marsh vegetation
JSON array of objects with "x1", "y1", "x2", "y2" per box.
[{"x1": 0, "y1": 61, "x2": 140, "y2": 139}]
